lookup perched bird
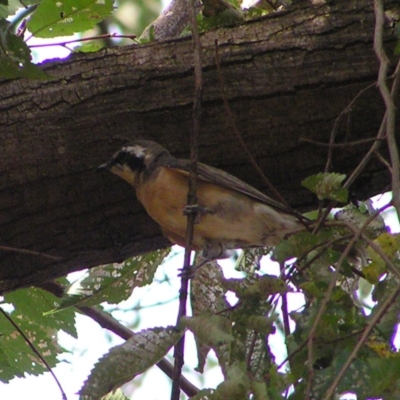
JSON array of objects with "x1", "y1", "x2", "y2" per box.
[{"x1": 98, "y1": 140, "x2": 304, "y2": 259}]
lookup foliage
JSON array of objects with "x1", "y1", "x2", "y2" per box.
[
  {"x1": 0, "y1": 0, "x2": 161, "y2": 79},
  {"x1": 1, "y1": 0, "x2": 400, "y2": 399}
]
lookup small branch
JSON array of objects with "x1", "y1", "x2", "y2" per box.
[
  {"x1": 78, "y1": 307, "x2": 199, "y2": 397},
  {"x1": 40, "y1": 282, "x2": 199, "y2": 397},
  {"x1": 313, "y1": 61, "x2": 400, "y2": 235},
  {"x1": 304, "y1": 201, "x2": 390, "y2": 399},
  {"x1": 361, "y1": 233, "x2": 400, "y2": 281},
  {"x1": 373, "y1": 0, "x2": 400, "y2": 222},
  {"x1": 214, "y1": 40, "x2": 306, "y2": 226},
  {"x1": 0, "y1": 245, "x2": 62, "y2": 261},
  {"x1": 305, "y1": 229, "x2": 361, "y2": 399},
  {"x1": 323, "y1": 286, "x2": 400, "y2": 400},
  {"x1": 300, "y1": 136, "x2": 385, "y2": 148},
  {"x1": 374, "y1": 149, "x2": 393, "y2": 172},
  {"x1": 323, "y1": 82, "x2": 376, "y2": 173},
  {"x1": 28, "y1": 33, "x2": 136, "y2": 48},
  {"x1": 279, "y1": 263, "x2": 291, "y2": 339},
  {"x1": 171, "y1": 2, "x2": 203, "y2": 399},
  {"x1": 0, "y1": 307, "x2": 67, "y2": 400}
]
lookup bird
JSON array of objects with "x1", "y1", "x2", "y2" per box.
[{"x1": 98, "y1": 140, "x2": 305, "y2": 259}]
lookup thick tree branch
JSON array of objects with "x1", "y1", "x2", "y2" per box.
[{"x1": 0, "y1": 0, "x2": 399, "y2": 293}]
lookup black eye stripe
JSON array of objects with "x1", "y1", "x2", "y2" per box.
[{"x1": 113, "y1": 150, "x2": 145, "y2": 172}]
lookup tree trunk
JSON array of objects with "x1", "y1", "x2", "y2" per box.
[{"x1": 0, "y1": 0, "x2": 399, "y2": 293}]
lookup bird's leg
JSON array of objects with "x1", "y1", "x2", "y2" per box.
[
  {"x1": 178, "y1": 242, "x2": 224, "y2": 278},
  {"x1": 183, "y1": 204, "x2": 213, "y2": 224}
]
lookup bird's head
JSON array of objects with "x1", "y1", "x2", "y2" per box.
[{"x1": 97, "y1": 140, "x2": 171, "y2": 186}]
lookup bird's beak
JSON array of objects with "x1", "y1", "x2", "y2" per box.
[{"x1": 96, "y1": 162, "x2": 110, "y2": 172}]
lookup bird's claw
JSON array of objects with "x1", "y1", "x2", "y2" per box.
[
  {"x1": 178, "y1": 257, "x2": 212, "y2": 278},
  {"x1": 183, "y1": 204, "x2": 212, "y2": 224}
]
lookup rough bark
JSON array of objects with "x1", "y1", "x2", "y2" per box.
[{"x1": 0, "y1": 0, "x2": 399, "y2": 293}]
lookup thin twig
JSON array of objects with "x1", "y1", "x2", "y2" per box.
[
  {"x1": 304, "y1": 201, "x2": 390, "y2": 399},
  {"x1": 323, "y1": 82, "x2": 376, "y2": 173},
  {"x1": 40, "y1": 282, "x2": 199, "y2": 397},
  {"x1": 304, "y1": 240, "x2": 351, "y2": 399},
  {"x1": 361, "y1": 234, "x2": 400, "y2": 281},
  {"x1": 373, "y1": 0, "x2": 400, "y2": 221},
  {"x1": 279, "y1": 263, "x2": 291, "y2": 339},
  {"x1": 214, "y1": 40, "x2": 307, "y2": 225},
  {"x1": 0, "y1": 245, "x2": 61, "y2": 261},
  {"x1": 170, "y1": 1, "x2": 203, "y2": 399},
  {"x1": 323, "y1": 286, "x2": 400, "y2": 400},
  {"x1": 300, "y1": 136, "x2": 385, "y2": 148},
  {"x1": 28, "y1": 33, "x2": 136, "y2": 48},
  {"x1": 374, "y1": 149, "x2": 393, "y2": 172},
  {"x1": 0, "y1": 307, "x2": 67, "y2": 400},
  {"x1": 313, "y1": 60, "x2": 400, "y2": 234},
  {"x1": 78, "y1": 307, "x2": 199, "y2": 397}
]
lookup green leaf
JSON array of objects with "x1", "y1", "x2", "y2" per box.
[
  {"x1": 0, "y1": 309, "x2": 60, "y2": 380},
  {"x1": 4, "y1": 286, "x2": 77, "y2": 338},
  {"x1": 272, "y1": 230, "x2": 320, "y2": 263},
  {"x1": 73, "y1": 42, "x2": 104, "y2": 53},
  {"x1": 182, "y1": 315, "x2": 233, "y2": 347},
  {"x1": 0, "y1": 19, "x2": 48, "y2": 79},
  {"x1": 58, "y1": 249, "x2": 170, "y2": 309},
  {"x1": 214, "y1": 362, "x2": 250, "y2": 400},
  {"x1": 395, "y1": 40, "x2": 400, "y2": 56},
  {"x1": 189, "y1": 389, "x2": 217, "y2": 399},
  {"x1": 0, "y1": 285, "x2": 77, "y2": 382},
  {"x1": 80, "y1": 326, "x2": 183, "y2": 398},
  {"x1": 302, "y1": 172, "x2": 348, "y2": 202},
  {"x1": 225, "y1": 274, "x2": 287, "y2": 300},
  {"x1": 27, "y1": 0, "x2": 114, "y2": 38},
  {"x1": 363, "y1": 233, "x2": 400, "y2": 284},
  {"x1": 0, "y1": 0, "x2": 20, "y2": 19}
]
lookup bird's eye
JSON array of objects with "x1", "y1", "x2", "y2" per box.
[{"x1": 114, "y1": 149, "x2": 145, "y2": 172}]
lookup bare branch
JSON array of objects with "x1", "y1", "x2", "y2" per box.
[
  {"x1": 171, "y1": 1, "x2": 203, "y2": 398},
  {"x1": 373, "y1": 0, "x2": 400, "y2": 221}
]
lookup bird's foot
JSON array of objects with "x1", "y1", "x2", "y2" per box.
[
  {"x1": 183, "y1": 204, "x2": 212, "y2": 224},
  {"x1": 178, "y1": 257, "x2": 214, "y2": 278}
]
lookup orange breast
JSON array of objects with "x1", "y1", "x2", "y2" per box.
[{"x1": 135, "y1": 167, "x2": 300, "y2": 252}]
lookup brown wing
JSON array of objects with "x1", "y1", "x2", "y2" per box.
[{"x1": 164, "y1": 158, "x2": 295, "y2": 215}]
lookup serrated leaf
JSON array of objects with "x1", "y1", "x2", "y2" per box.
[
  {"x1": 302, "y1": 172, "x2": 348, "y2": 202},
  {"x1": 335, "y1": 206, "x2": 386, "y2": 238},
  {"x1": 0, "y1": 308, "x2": 61, "y2": 380},
  {"x1": 363, "y1": 233, "x2": 400, "y2": 284},
  {"x1": 59, "y1": 249, "x2": 170, "y2": 309},
  {"x1": 80, "y1": 326, "x2": 183, "y2": 398},
  {"x1": 191, "y1": 259, "x2": 230, "y2": 372},
  {"x1": 182, "y1": 315, "x2": 233, "y2": 347},
  {"x1": 224, "y1": 274, "x2": 287, "y2": 300},
  {"x1": 27, "y1": 0, "x2": 114, "y2": 38},
  {"x1": 272, "y1": 230, "x2": 320, "y2": 263},
  {"x1": 0, "y1": 19, "x2": 48, "y2": 79},
  {"x1": 4, "y1": 287, "x2": 77, "y2": 338}
]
